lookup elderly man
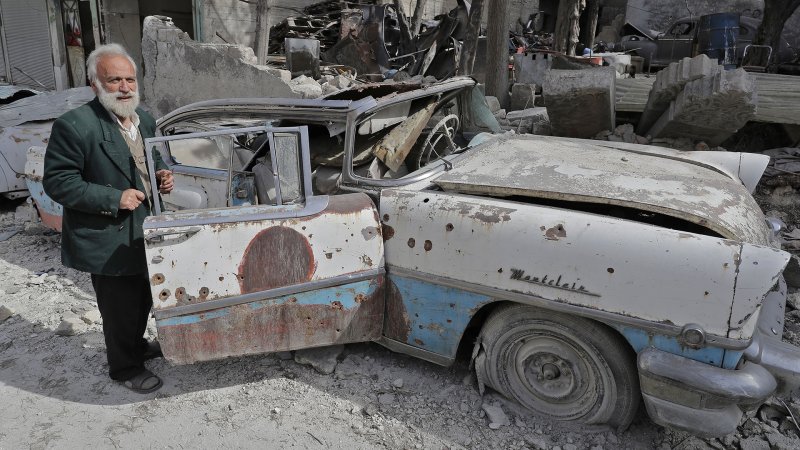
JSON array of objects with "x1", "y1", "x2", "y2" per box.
[{"x1": 44, "y1": 44, "x2": 173, "y2": 393}]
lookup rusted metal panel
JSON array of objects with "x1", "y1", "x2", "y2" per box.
[
  {"x1": 157, "y1": 277, "x2": 384, "y2": 364},
  {"x1": 145, "y1": 193, "x2": 384, "y2": 362},
  {"x1": 435, "y1": 134, "x2": 773, "y2": 246},
  {"x1": 380, "y1": 189, "x2": 789, "y2": 341}
]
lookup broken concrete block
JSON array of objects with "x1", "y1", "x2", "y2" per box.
[
  {"x1": 55, "y1": 317, "x2": 86, "y2": 336},
  {"x1": 506, "y1": 107, "x2": 551, "y2": 135},
  {"x1": 288, "y1": 75, "x2": 323, "y2": 99},
  {"x1": 320, "y1": 82, "x2": 339, "y2": 95},
  {"x1": 0, "y1": 305, "x2": 14, "y2": 322},
  {"x1": 141, "y1": 16, "x2": 300, "y2": 117},
  {"x1": 294, "y1": 345, "x2": 344, "y2": 374},
  {"x1": 481, "y1": 402, "x2": 511, "y2": 428},
  {"x1": 510, "y1": 83, "x2": 536, "y2": 111},
  {"x1": 14, "y1": 201, "x2": 38, "y2": 223},
  {"x1": 81, "y1": 310, "x2": 102, "y2": 325},
  {"x1": 543, "y1": 67, "x2": 615, "y2": 138},
  {"x1": 638, "y1": 54, "x2": 722, "y2": 133},
  {"x1": 647, "y1": 68, "x2": 756, "y2": 146}
]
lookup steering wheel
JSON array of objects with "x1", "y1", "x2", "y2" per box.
[{"x1": 415, "y1": 114, "x2": 461, "y2": 169}]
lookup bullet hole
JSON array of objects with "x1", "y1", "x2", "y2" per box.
[
  {"x1": 607, "y1": 268, "x2": 614, "y2": 274},
  {"x1": 423, "y1": 198, "x2": 430, "y2": 203},
  {"x1": 151, "y1": 273, "x2": 165, "y2": 285},
  {"x1": 158, "y1": 289, "x2": 170, "y2": 300},
  {"x1": 424, "y1": 240, "x2": 433, "y2": 251},
  {"x1": 446, "y1": 223, "x2": 454, "y2": 232},
  {"x1": 408, "y1": 238, "x2": 416, "y2": 248},
  {"x1": 383, "y1": 214, "x2": 390, "y2": 222},
  {"x1": 498, "y1": 268, "x2": 503, "y2": 273}
]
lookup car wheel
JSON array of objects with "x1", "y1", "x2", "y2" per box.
[{"x1": 476, "y1": 304, "x2": 640, "y2": 429}]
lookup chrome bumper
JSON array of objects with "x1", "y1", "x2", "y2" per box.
[{"x1": 638, "y1": 278, "x2": 800, "y2": 437}]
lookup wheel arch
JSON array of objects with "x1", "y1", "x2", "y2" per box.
[{"x1": 456, "y1": 299, "x2": 639, "y2": 366}]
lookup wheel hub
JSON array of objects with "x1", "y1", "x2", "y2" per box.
[{"x1": 525, "y1": 352, "x2": 576, "y2": 399}]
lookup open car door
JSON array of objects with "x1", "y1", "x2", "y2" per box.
[{"x1": 142, "y1": 125, "x2": 385, "y2": 364}]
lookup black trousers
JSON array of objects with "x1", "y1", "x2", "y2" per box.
[{"x1": 91, "y1": 273, "x2": 152, "y2": 381}]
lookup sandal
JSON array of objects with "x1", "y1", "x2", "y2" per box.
[
  {"x1": 122, "y1": 369, "x2": 163, "y2": 394},
  {"x1": 144, "y1": 341, "x2": 163, "y2": 361}
]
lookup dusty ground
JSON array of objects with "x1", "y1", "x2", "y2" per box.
[{"x1": 2, "y1": 193, "x2": 800, "y2": 450}]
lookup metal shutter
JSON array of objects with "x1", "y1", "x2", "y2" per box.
[{"x1": 0, "y1": 0, "x2": 56, "y2": 89}]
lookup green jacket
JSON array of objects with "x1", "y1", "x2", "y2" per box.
[{"x1": 43, "y1": 98, "x2": 168, "y2": 276}]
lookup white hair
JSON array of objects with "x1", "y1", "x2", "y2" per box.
[{"x1": 86, "y1": 43, "x2": 137, "y2": 83}]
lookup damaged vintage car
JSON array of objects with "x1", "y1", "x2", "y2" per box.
[{"x1": 139, "y1": 77, "x2": 800, "y2": 437}]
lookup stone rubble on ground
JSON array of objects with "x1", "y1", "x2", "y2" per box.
[
  {"x1": 0, "y1": 304, "x2": 14, "y2": 322},
  {"x1": 294, "y1": 344, "x2": 344, "y2": 374}
]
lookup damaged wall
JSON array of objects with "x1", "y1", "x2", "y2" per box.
[{"x1": 141, "y1": 16, "x2": 299, "y2": 118}]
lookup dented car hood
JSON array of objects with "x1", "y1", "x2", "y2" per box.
[{"x1": 435, "y1": 134, "x2": 773, "y2": 246}]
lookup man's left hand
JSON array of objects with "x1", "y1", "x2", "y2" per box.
[{"x1": 156, "y1": 170, "x2": 174, "y2": 194}]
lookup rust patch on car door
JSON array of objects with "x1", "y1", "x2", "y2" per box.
[
  {"x1": 159, "y1": 276, "x2": 386, "y2": 364},
  {"x1": 238, "y1": 226, "x2": 315, "y2": 293}
]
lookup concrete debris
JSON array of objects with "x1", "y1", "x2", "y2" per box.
[
  {"x1": 288, "y1": 75, "x2": 324, "y2": 99},
  {"x1": 650, "y1": 68, "x2": 756, "y2": 146},
  {"x1": 505, "y1": 107, "x2": 551, "y2": 135},
  {"x1": 510, "y1": 83, "x2": 536, "y2": 111},
  {"x1": 481, "y1": 402, "x2": 511, "y2": 429},
  {"x1": 377, "y1": 393, "x2": 395, "y2": 405},
  {"x1": 594, "y1": 124, "x2": 650, "y2": 145},
  {"x1": 0, "y1": 305, "x2": 14, "y2": 322},
  {"x1": 638, "y1": 55, "x2": 722, "y2": 134},
  {"x1": 294, "y1": 344, "x2": 344, "y2": 374},
  {"x1": 80, "y1": 310, "x2": 102, "y2": 325},
  {"x1": 543, "y1": 67, "x2": 616, "y2": 139},
  {"x1": 14, "y1": 202, "x2": 38, "y2": 224},
  {"x1": 391, "y1": 378, "x2": 404, "y2": 389},
  {"x1": 55, "y1": 317, "x2": 86, "y2": 336}
]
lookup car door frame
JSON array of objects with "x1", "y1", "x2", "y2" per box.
[{"x1": 142, "y1": 125, "x2": 386, "y2": 364}]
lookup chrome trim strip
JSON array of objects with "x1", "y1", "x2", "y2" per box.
[
  {"x1": 387, "y1": 265, "x2": 752, "y2": 350},
  {"x1": 377, "y1": 337, "x2": 455, "y2": 367},
  {"x1": 154, "y1": 268, "x2": 385, "y2": 320},
  {"x1": 143, "y1": 196, "x2": 329, "y2": 230}
]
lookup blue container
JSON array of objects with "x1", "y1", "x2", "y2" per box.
[{"x1": 698, "y1": 13, "x2": 740, "y2": 69}]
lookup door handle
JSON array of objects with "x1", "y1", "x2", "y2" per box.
[{"x1": 145, "y1": 226, "x2": 202, "y2": 242}]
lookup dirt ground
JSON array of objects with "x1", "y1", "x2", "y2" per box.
[{"x1": 1, "y1": 192, "x2": 800, "y2": 450}]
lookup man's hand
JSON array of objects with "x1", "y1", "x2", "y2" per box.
[
  {"x1": 120, "y1": 189, "x2": 145, "y2": 210},
  {"x1": 156, "y1": 170, "x2": 174, "y2": 194}
]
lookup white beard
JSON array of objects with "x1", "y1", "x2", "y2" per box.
[{"x1": 96, "y1": 82, "x2": 140, "y2": 119}]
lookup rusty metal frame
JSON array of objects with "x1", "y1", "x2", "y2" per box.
[
  {"x1": 387, "y1": 265, "x2": 753, "y2": 351},
  {"x1": 153, "y1": 267, "x2": 385, "y2": 320}
]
